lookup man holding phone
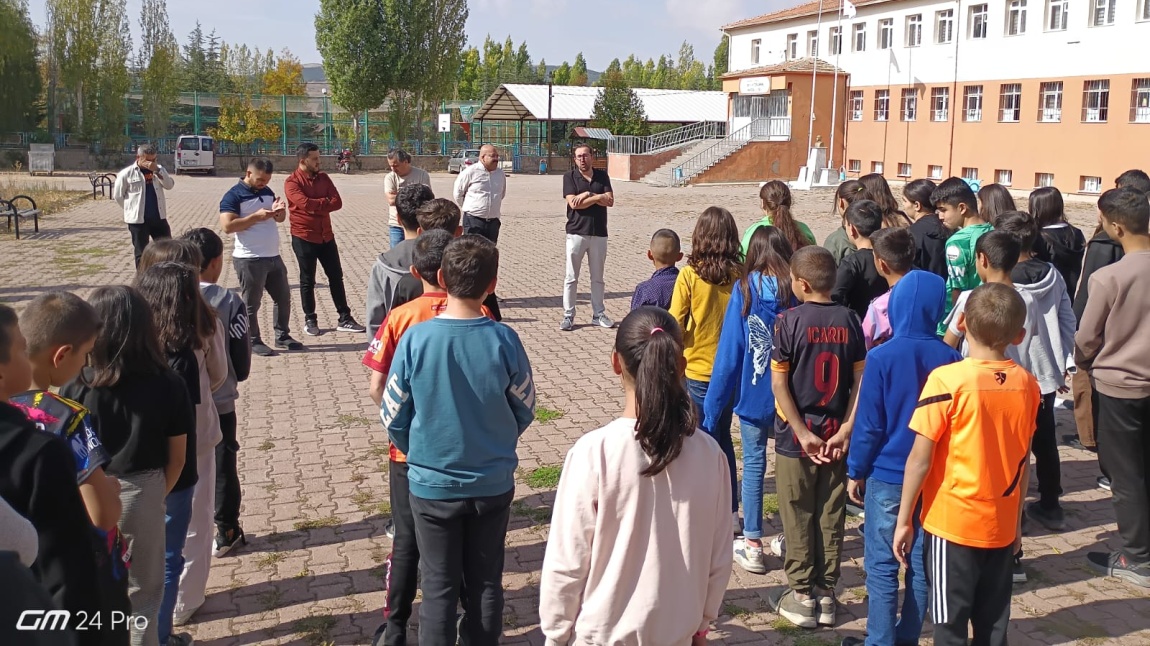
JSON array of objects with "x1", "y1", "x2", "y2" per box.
[
  {"x1": 114, "y1": 143, "x2": 176, "y2": 267},
  {"x1": 219, "y1": 157, "x2": 302, "y2": 356}
]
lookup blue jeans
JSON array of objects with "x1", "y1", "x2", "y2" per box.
[
  {"x1": 159, "y1": 486, "x2": 195, "y2": 645},
  {"x1": 686, "y1": 378, "x2": 737, "y2": 513},
  {"x1": 864, "y1": 477, "x2": 927, "y2": 646},
  {"x1": 389, "y1": 225, "x2": 405, "y2": 249},
  {"x1": 739, "y1": 420, "x2": 772, "y2": 540}
]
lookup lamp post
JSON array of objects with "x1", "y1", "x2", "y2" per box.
[{"x1": 321, "y1": 88, "x2": 330, "y2": 153}]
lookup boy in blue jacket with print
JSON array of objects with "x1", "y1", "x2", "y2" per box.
[
  {"x1": 382, "y1": 234, "x2": 535, "y2": 646},
  {"x1": 843, "y1": 271, "x2": 961, "y2": 646}
]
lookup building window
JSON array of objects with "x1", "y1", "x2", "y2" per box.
[
  {"x1": 962, "y1": 167, "x2": 979, "y2": 180},
  {"x1": 830, "y1": 27, "x2": 842, "y2": 55},
  {"x1": 964, "y1": 85, "x2": 984, "y2": 121},
  {"x1": 931, "y1": 87, "x2": 950, "y2": 121},
  {"x1": 1132, "y1": 78, "x2": 1150, "y2": 122},
  {"x1": 898, "y1": 163, "x2": 913, "y2": 177},
  {"x1": 1039, "y1": 82, "x2": 1063, "y2": 121},
  {"x1": 751, "y1": 39, "x2": 761, "y2": 65},
  {"x1": 873, "y1": 161, "x2": 885, "y2": 174},
  {"x1": 1083, "y1": 80, "x2": 1110, "y2": 122},
  {"x1": 853, "y1": 23, "x2": 867, "y2": 52},
  {"x1": 929, "y1": 165, "x2": 944, "y2": 179},
  {"x1": 970, "y1": 4, "x2": 989, "y2": 38},
  {"x1": 1047, "y1": 0, "x2": 1069, "y2": 30},
  {"x1": 808, "y1": 30, "x2": 820, "y2": 56},
  {"x1": 850, "y1": 90, "x2": 864, "y2": 120},
  {"x1": 999, "y1": 83, "x2": 1022, "y2": 122},
  {"x1": 907, "y1": 14, "x2": 923, "y2": 46},
  {"x1": 936, "y1": 9, "x2": 955, "y2": 43},
  {"x1": 879, "y1": 19, "x2": 894, "y2": 49},
  {"x1": 787, "y1": 33, "x2": 798, "y2": 60},
  {"x1": 1007, "y1": 0, "x2": 1028, "y2": 35},
  {"x1": 1036, "y1": 172, "x2": 1055, "y2": 187},
  {"x1": 1081, "y1": 176, "x2": 1103, "y2": 193},
  {"x1": 901, "y1": 88, "x2": 918, "y2": 121},
  {"x1": 849, "y1": 159, "x2": 862, "y2": 173},
  {"x1": 875, "y1": 89, "x2": 891, "y2": 121},
  {"x1": 1091, "y1": 0, "x2": 1116, "y2": 25},
  {"x1": 997, "y1": 169, "x2": 1013, "y2": 186}
]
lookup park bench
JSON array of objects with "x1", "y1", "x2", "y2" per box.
[
  {"x1": 89, "y1": 172, "x2": 116, "y2": 200},
  {"x1": 2, "y1": 194, "x2": 40, "y2": 239}
]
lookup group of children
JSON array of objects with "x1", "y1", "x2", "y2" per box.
[
  {"x1": 0, "y1": 228, "x2": 251, "y2": 646},
  {"x1": 538, "y1": 170, "x2": 1150, "y2": 645}
]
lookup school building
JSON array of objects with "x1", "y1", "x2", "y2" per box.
[{"x1": 722, "y1": 0, "x2": 1150, "y2": 192}]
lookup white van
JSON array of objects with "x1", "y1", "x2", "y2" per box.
[{"x1": 174, "y1": 135, "x2": 215, "y2": 175}]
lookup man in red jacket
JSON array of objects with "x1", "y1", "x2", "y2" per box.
[{"x1": 284, "y1": 142, "x2": 365, "y2": 336}]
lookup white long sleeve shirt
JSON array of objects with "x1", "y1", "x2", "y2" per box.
[
  {"x1": 113, "y1": 162, "x2": 174, "y2": 224},
  {"x1": 453, "y1": 163, "x2": 506, "y2": 220},
  {"x1": 540, "y1": 418, "x2": 733, "y2": 646}
]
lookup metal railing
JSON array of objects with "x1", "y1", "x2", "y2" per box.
[
  {"x1": 607, "y1": 121, "x2": 726, "y2": 155},
  {"x1": 669, "y1": 117, "x2": 791, "y2": 186}
]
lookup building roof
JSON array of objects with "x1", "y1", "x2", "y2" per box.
[
  {"x1": 721, "y1": 58, "x2": 844, "y2": 79},
  {"x1": 573, "y1": 127, "x2": 615, "y2": 140},
  {"x1": 472, "y1": 84, "x2": 728, "y2": 123},
  {"x1": 722, "y1": 0, "x2": 890, "y2": 30}
]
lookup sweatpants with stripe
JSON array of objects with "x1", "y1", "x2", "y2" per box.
[{"x1": 925, "y1": 533, "x2": 1013, "y2": 646}]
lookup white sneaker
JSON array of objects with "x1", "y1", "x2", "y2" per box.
[
  {"x1": 559, "y1": 315, "x2": 574, "y2": 332},
  {"x1": 770, "y1": 534, "x2": 786, "y2": 558},
  {"x1": 816, "y1": 592, "x2": 837, "y2": 626},
  {"x1": 733, "y1": 538, "x2": 768, "y2": 574},
  {"x1": 592, "y1": 314, "x2": 615, "y2": 329},
  {"x1": 173, "y1": 601, "x2": 202, "y2": 627}
]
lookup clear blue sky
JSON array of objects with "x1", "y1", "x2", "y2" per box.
[{"x1": 26, "y1": 0, "x2": 793, "y2": 71}]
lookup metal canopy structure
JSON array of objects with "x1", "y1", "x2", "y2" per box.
[{"x1": 473, "y1": 84, "x2": 729, "y2": 123}]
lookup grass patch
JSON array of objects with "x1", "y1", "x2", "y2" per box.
[
  {"x1": 0, "y1": 177, "x2": 89, "y2": 218},
  {"x1": 534, "y1": 405, "x2": 565, "y2": 424},
  {"x1": 52, "y1": 244, "x2": 113, "y2": 278},
  {"x1": 263, "y1": 482, "x2": 281, "y2": 493},
  {"x1": 336, "y1": 414, "x2": 375, "y2": 427},
  {"x1": 349, "y1": 473, "x2": 367, "y2": 483},
  {"x1": 769, "y1": 617, "x2": 804, "y2": 635},
  {"x1": 257, "y1": 440, "x2": 275, "y2": 451},
  {"x1": 293, "y1": 516, "x2": 341, "y2": 531},
  {"x1": 525, "y1": 465, "x2": 562, "y2": 489},
  {"x1": 762, "y1": 493, "x2": 779, "y2": 515},
  {"x1": 254, "y1": 551, "x2": 286, "y2": 570},
  {"x1": 723, "y1": 602, "x2": 753, "y2": 618},
  {"x1": 791, "y1": 635, "x2": 836, "y2": 646},
  {"x1": 350, "y1": 491, "x2": 375, "y2": 507},
  {"x1": 293, "y1": 614, "x2": 337, "y2": 646},
  {"x1": 295, "y1": 566, "x2": 311, "y2": 579},
  {"x1": 257, "y1": 587, "x2": 284, "y2": 611},
  {"x1": 511, "y1": 500, "x2": 552, "y2": 525},
  {"x1": 366, "y1": 445, "x2": 390, "y2": 460}
]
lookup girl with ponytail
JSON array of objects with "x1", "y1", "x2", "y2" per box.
[
  {"x1": 540, "y1": 307, "x2": 732, "y2": 646},
  {"x1": 742, "y1": 181, "x2": 815, "y2": 255}
]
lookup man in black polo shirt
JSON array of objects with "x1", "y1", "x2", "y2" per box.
[{"x1": 561, "y1": 145, "x2": 615, "y2": 331}]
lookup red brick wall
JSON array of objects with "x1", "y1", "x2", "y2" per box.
[
  {"x1": 692, "y1": 142, "x2": 803, "y2": 184},
  {"x1": 607, "y1": 146, "x2": 690, "y2": 182}
]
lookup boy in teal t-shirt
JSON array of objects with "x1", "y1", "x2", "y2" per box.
[{"x1": 932, "y1": 178, "x2": 990, "y2": 334}]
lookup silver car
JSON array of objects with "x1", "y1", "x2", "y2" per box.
[{"x1": 447, "y1": 149, "x2": 481, "y2": 174}]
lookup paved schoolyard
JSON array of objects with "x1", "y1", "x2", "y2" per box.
[{"x1": 0, "y1": 171, "x2": 1146, "y2": 645}]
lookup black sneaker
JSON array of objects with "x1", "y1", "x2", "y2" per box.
[
  {"x1": 1025, "y1": 501, "x2": 1065, "y2": 532},
  {"x1": 304, "y1": 319, "x2": 321, "y2": 336},
  {"x1": 1087, "y1": 551, "x2": 1150, "y2": 588},
  {"x1": 213, "y1": 526, "x2": 246, "y2": 557},
  {"x1": 385, "y1": 518, "x2": 395, "y2": 539},
  {"x1": 1097, "y1": 476, "x2": 1112, "y2": 492},
  {"x1": 371, "y1": 622, "x2": 387, "y2": 646},
  {"x1": 252, "y1": 340, "x2": 274, "y2": 357},
  {"x1": 275, "y1": 335, "x2": 303, "y2": 350},
  {"x1": 1012, "y1": 552, "x2": 1027, "y2": 584},
  {"x1": 337, "y1": 317, "x2": 366, "y2": 333}
]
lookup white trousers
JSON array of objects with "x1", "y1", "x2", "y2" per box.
[
  {"x1": 564, "y1": 234, "x2": 608, "y2": 318},
  {"x1": 174, "y1": 447, "x2": 217, "y2": 617}
]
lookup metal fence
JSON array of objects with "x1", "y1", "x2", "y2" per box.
[
  {"x1": 669, "y1": 117, "x2": 792, "y2": 186},
  {"x1": 607, "y1": 121, "x2": 727, "y2": 155}
]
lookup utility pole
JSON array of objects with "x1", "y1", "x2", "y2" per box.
[{"x1": 546, "y1": 82, "x2": 554, "y2": 175}]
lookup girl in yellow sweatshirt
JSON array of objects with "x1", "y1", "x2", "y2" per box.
[{"x1": 670, "y1": 206, "x2": 744, "y2": 532}]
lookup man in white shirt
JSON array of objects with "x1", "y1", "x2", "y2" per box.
[
  {"x1": 383, "y1": 149, "x2": 431, "y2": 249},
  {"x1": 453, "y1": 144, "x2": 507, "y2": 319},
  {"x1": 113, "y1": 144, "x2": 175, "y2": 267}
]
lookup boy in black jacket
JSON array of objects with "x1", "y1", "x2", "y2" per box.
[
  {"x1": 832, "y1": 199, "x2": 888, "y2": 320},
  {"x1": 0, "y1": 304, "x2": 108, "y2": 646}
]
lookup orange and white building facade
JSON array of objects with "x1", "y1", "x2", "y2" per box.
[{"x1": 723, "y1": 0, "x2": 1150, "y2": 192}]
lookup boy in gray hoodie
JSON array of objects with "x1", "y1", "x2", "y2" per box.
[
  {"x1": 995, "y1": 211, "x2": 1077, "y2": 533},
  {"x1": 365, "y1": 183, "x2": 435, "y2": 341}
]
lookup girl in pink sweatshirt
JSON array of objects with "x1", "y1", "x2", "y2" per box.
[{"x1": 540, "y1": 307, "x2": 733, "y2": 646}]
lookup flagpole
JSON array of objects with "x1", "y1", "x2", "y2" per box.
[
  {"x1": 807, "y1": 0, "x2": 824, "y2": 157},
  {"x1": 829, "y1": 0, "x2": 844, "y2": 174}
]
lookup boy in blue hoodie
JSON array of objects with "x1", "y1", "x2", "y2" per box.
[
  {"x1": 844, "y1": 271, "x2": 961, "y2": 646},
  {"x1": 382, "y1": 234, "x2": 535, "y2": 646}
]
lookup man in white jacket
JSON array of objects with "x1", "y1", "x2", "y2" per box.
[{"x1": 113, "y1": 144, "x2": 176, "y2": 267}]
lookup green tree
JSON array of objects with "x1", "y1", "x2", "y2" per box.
[
  {"x1": 596, "y1": 58, "x2": 621, "y2": 86},
  {"x1": 676, "y1": 41, "x2": 707, "y2": 91},
  {"x1": 315, "y1": 0, "x2": 397, "y2": 142},
  {"x1": 399, "y1": 0, "x2": 467, "y2": 140},
  {"x1": 650, "y1": 55, "x2": 672, "y2": 89},
  {"x1": 138, "y1": 0, "x2": 180, "y2": 138},
  {"x1": 262, "y1": 48, "x2": 306, "y2": 96},
  {"x1": 90, "y1": 0, "x2": 131, "y2": 148},
  {"x1": 621, "y1": 55, "x2": 646, "y2": 89},
  {"x1": 0, "y1": 0, "x2": 43, "y2": 132},
  {"x1": 570, "y1": 52, "x2": 588, "y2": 86},
  {"x1": 591, "y1": 70, "x2": 648, "y2": 137},
  {"x1": 457, "y1": 46, "x2": 481, "y2": 99},
  {"x1": 551, "y1": 61, "x2": 571, "y2": 86},
  {"x1": 535, "y1": 58, "x2": 548, "y2": 83},
  {"x1": 712, "y1": 34, "x2": 729, "y2": 89},
  {"x1": 210, "y1": 94, "x2": 281, "y2": 165}
]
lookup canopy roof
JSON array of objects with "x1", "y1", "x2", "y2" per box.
[{"x1": 473, "y1": 84, "x2": 728, "y2": 123}]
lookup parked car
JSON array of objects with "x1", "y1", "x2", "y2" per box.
[
  {"x1": 447, "y1": 149, "x2": 481, "y2": 174},
  {"x1": 174, "y1": 135, "x2": 215, "y2": 175}
]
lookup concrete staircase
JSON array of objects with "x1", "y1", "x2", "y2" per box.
[{"x1": 639, "y1": 141, "x2": 716, "y2": 187}]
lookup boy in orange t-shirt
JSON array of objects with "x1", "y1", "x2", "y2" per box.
[
  {"x1": 894, "y1": 283, "x2": 1040, "y2": 646},
  {"x1": 362, "y1": 228, "x2": 492, "y2": 643}
]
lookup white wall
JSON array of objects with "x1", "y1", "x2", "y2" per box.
[{"x1": 728, "y1": 0, "x2": 1150, "y2": 87}]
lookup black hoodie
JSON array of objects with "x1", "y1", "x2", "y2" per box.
[
  {"x1": 1072, "y1": 229, "x2": 1124, "y2": 323},
  {"x1": 1036, "y1": 223, "x2": 1087, "y2": 302},
  {"x1": 908, "y1": 213, "x2": 951, "y2": 279}
]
